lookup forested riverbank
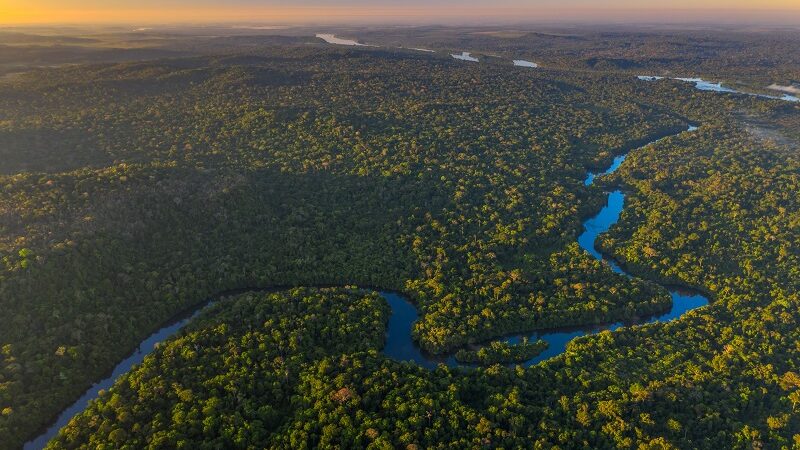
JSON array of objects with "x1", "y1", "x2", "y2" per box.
[
  {"x1": 1, "y1": 36, "x2": 800, "y2": 449},
  {"x1": 0, "y1": 48, "x2": 692, "y2": 446}
]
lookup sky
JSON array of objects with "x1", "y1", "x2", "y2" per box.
[{"x1": 2, "y1": 0, "x2": 800, "y2": 25}]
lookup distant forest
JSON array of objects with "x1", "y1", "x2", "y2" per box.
[{"x1": 1, "y1": 27, "x2": 799, "y2": 449}]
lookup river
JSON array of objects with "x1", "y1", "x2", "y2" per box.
[
  {"x1": 315, "y1": 34, "x2": 371, "y2": 47},
  {"x1": 638, "y1": 76, "x2": 800, "y2": 102},
  {"x1": 26, "y1": 129, "x2": 710, "y2": 448},
  {"x1": 382, "y1": 124, "x2": 707, "y2": 369}
]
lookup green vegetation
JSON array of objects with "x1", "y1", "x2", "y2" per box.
[
  {"x1": 455, "y1": 338, "x2": 548, "y2": 365},
  {"x1": 356, "y1": 26, "x2": 800, "y2": 91},
  {"x1": 1, "y1": 27, "x2": 800, "y2": 449},
  {"x1": 48, "y1": 287, "x2": 391, "y2": 449},
  {"x1": 0, "y1": 46, "x2": 688, "y2": 447},
  {"x1": 601, "y1": 124, "x2": 800, "y2": 300}
]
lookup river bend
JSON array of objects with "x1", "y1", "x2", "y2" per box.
[{"x1": 27, "y1": 126, "x2": 711, "y2": 448}]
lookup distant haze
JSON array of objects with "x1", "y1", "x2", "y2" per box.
[{"x1": 2, "y1": 0, "x2": 800, "y2": 25}]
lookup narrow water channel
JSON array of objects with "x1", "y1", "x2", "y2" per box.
[{"x1": 27, "y1": 125, "x2": 710, "y2": 448}]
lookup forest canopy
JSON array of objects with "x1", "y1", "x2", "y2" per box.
[{"x1": 1, "y1": 28, "x2": 799, "y2": 449}]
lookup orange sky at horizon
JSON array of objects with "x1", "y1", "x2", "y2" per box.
[{"x1": 2, "y1": 1, "x2": 800, "y2": 25}]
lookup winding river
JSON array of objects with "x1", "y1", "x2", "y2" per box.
[
  {"x1": 638, "y1": 76, "x2": 800, "y2": 102},
  {"x1": 384, "y1": 124, "x2": 709, "y2": 370},
  {"x1": 27, "y1": 35, "x2": 800, "y2": 445},
  {"x1": 26, "y1": 123, "x2": 712, "y2": 448}
]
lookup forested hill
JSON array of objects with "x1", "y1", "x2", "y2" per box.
[{"x1": 0, "y1": 35, "x2": 799, "y2": 449}]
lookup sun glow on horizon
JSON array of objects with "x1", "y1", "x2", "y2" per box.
[{"x1": 1, "y1": 1, "x2": 800, "y2": 25}]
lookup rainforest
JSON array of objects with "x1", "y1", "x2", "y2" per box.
[{"x1": 1, "y1": 24, "x2": 800, "y2": 449}]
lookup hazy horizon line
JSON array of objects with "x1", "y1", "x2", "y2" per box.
[{"x1": 2, "y1": 6, "x2": 800, "y2": 27}]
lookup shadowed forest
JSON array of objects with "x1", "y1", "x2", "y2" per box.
[{"x1": 1, "y1": 25, "x2": 799, "y2": 449}]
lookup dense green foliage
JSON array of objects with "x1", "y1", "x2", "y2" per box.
[
  {"x1": 0, "y1": 46, "x2": 689, "y2": 447},
  {"x1": 601, "y1": 124, "x2": 800, "y2": 298},
  {"x1": 355, "y1": 27, "x2": 800, "y2": 91},
  {"x1": 455, "y1": 338, "x2": 548, "y2": 365},
  {"x1": 47, "y1": 288, "x2": 390, "y2": 449},
  {"x1": 1, "y1": 27, "x2": 800, "y2": 449}
]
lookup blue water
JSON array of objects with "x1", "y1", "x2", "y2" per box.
[
  {"x1": 28, "y1": 125, "x2": 710, "y2": 448},
  {"x1": 578, "y1": 190, "x2": 627, "y2": 275},
  {"x1": 385, "y1": 124, "x2": 709, "y2": 370},
  {"x1": 25, "y1": 300, "x2": 216, "y2": 450},
  {"x1": 382, "y1": 292, "x2": 443, "y2": 369},
  {"x1": 638, "y1": 75, "x2": 800, "y2": 102},
  {"x1": 584, "y1": 155, "x2": 627, "y2": 186},
  {"x1": 584, "y1": 125, "x2": 697, "y2": 187}
]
